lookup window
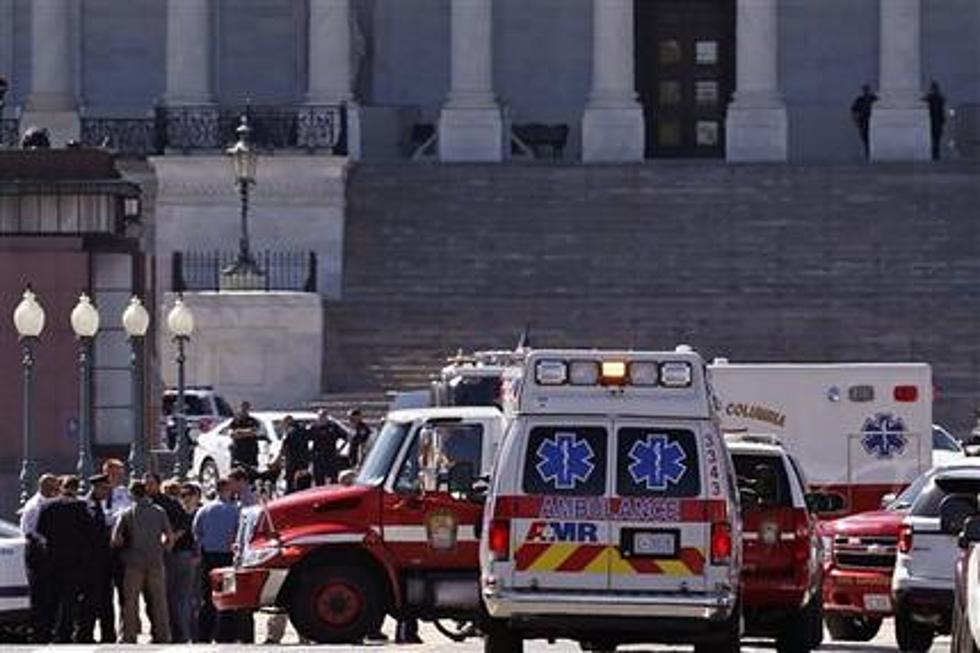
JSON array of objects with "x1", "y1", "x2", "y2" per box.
[
  {"x1": 732, "y1": 453, "x2": 792, "y2": 507},
  {"x1": 695, "y1": 40, "x2": 719, "y2": 65},
  {"x1": 659, "y1": 81, "x2": 682, "y2": 106},
  {"x1": 695, "y1": 81, "x2": 719, "y2": 106},
  {"x1": 696, "y1": 121, "x2": 719, "y2": 146},
  {"x1": 911, "y1": 476, "x2": 980, "y2": 517},
  {"x1": 933, "y1": 427, "x2": 962, "y2": 452},
  {"x1": 357, "y1": 420, "x2": 411, "y2": 487},
  {"x1": 616, "y1": 428, "x2": 700, "y2": 497},
  {"x1": 162, "y1": 395, "x2": 208, "y2": 416},
  {"x1": 522, "y1": 426, "x2": 607, "y2": 496},
  {"x1": 659, "y1": 40, "x2": 681, "y2": 65},
  {"x1": 888, "y1": 472, "x2": 931, "y2": 511},
  {"x1": 394, "y1": 422, "x2": 485, "y2": 493},
  {"x1": 216, "y1": 397, "x2": 234, "y2": 417},
  {"x1": 658, "y1": 121, "x2": 682, "y2": 147}
]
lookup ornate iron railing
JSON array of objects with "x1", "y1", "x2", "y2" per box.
[
  {"x1": 172, "y1": 250, "x2": 318, "y2": 293},
  {"x1": 70, "y1": 103, "x2": 346, "y2": 157}
]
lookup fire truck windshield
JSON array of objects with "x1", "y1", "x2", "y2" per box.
[{"x1": 356, "y1": 420, "x2": 412, "y2": 486}]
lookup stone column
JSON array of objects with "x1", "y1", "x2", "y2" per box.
[
  {"x1": 725, "y1": 0, "x2": 787, "y2": 162},
  {"x1": 438, "y1": 0, "x2": 504, "y2": 162},
  {"x1": 303, "y1": 0, "x2": 360, "y2": 157},
  {"x1": 581, "y1": 0, "x2": 644, "y2": 162},
  {"x1": 164, "y1": 0, "x2": 214, "y2": 105},
  {"x1": 870, "y1": 0, "x2": 929, "y2": 161},
  {"x1": 23, "y1": 0, "x2": 78, "y2": 145}
]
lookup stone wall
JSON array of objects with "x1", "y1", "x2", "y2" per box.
[
  {"x1": 329, "y1": 161, "x2": 980, "y2": 435},
  {"x1": 159, "y1": 291, "x2": 324, "y2": 411}
]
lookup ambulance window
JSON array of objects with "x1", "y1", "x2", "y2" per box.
[
  {"x1": 615, "y1": 428, "x2": 700, "y2": 498},
  {"x1": 732, "y1": 453, "x2": 792, "y2": 507},
  {"x1": 522, "y1": 426, "x2": 607, "y2": 496}
]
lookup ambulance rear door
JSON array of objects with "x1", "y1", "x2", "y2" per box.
[
  {"x1": 509, "y1": 417, "x2": 612, "y2": 593},
  {"x1": 607, "y1": 418, "x2": 710, "y2": 593}
]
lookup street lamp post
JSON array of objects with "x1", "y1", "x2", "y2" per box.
[
  {"x1": 221, "y1": 115, "x2": 264, "y2": 288},
  {"x1": 167, "y1": 296, "x2": 195, "y2": 479},
  {"x1": 13, "y1": 289, "x2": 45, "y2": 506},
  {"x1": 122, "y1": 297, "x2": 150, "y2": 478},
  {"x1": 71, "y1": 293, "x2": 100, "y2": 485}
]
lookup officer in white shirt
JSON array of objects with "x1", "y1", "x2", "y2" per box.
[
  {"x1": 102, "y1": 459, "x2": 133, "y2": 527},
  {"x1": 19, "y1": 473, "x2": 61, "y2": 643},
  {"x1": 19, "y1": 473, "x2": 60, "y2": 537}
]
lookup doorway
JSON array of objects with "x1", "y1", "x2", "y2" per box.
[{"x1": 635, "y1": 0, "x2": 735, "y2": 158}]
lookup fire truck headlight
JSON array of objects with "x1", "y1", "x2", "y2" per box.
[
  {"x1": 821, "y1": 536, "x2": 833, "y2": 563},
  {"x1": 241, "y1": 543, "x2": 281, "y2": 568}
]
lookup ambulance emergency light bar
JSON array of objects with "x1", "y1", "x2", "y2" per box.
[
  {"x1": 535, "y1": 358, "x2": 693, "y2": 388},
  {"x1": 514, "y1": 349, "x2": 711, "y2": 418}
]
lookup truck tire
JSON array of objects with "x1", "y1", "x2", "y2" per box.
[
  {"x1": 953, "y1": 595, "x2": 980, "y2": 653},
  {"x1": 288, "y1": 564, "x2": 385, "y2": 644},
  {"x1": 895, "y1": 609, "x2": 935, "y2": 653},
  {"x1": 777, "y1": 595, "x2": 820, "y2": 653},
  {"x1": 825, "y1": 614, "x2": 882, "y2": 641},
  {"x1": 484, "y1": 618, "x2": 522, "y2": 653},
  {"x1": 694, "y1": 602, "x2": 741, "y2": 653}
]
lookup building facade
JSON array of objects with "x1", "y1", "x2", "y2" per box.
[{"x1": 1, "y1": 0, "x2": 977, "y2": 163}]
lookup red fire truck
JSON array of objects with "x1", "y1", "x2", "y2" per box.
[{"x1": 211, "y1": 406, "x2": 506, "y2": 643}]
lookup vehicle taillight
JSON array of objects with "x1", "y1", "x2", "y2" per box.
[
  {"x1": 898, "y1": 524, "x2": 913, "y2": 554},
  {"x1": 793, "y1": 510, "x2": 811, "y2": 564},
  {"x1": 711, "y1": 522, "x2": 732, "y2": 564},
  {"x1": 894, "y1": 385, "x2": 918, "y2": 402},
  {"x1": 489, "y1": 520, "x2": 510, "y2": 561}
]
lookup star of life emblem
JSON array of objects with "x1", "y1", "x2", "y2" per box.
[
  {"x1": 536, "y1": 431, "x2": 596, "y2": 490},
  {"x1": 861, "y1": 413, "x2": 908, "y2": 459},
  {"x1": 627, "y1": 433, "x2": 688, "y2": 491}
]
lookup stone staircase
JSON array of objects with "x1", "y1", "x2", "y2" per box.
[{"x1": 321, "y1": 161, "x2": 980, "y2": 434}]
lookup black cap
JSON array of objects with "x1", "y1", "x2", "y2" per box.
[{"x1": 88, "y1": 473, "x2": 110, "y2": 485}]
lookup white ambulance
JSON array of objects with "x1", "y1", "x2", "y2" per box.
[
  {"x1": 709, "y1": 361, "x2": 932, "y2": 515},
  {"x1": 480, "y1": 348, "x2": 743, "y2": 653}
]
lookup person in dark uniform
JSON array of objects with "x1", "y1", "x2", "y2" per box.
[
  {"x1": 76, "y1": 474, "x2": 114, "y2": 643},
  {"x1": 229, "y1": 401, "x2": 261, "y2": 478},
  {"x1": 851, "y1": 84, "x2": 878, "y2": 158},
  {"x1": 35, "y1": 475, "x2": 97, "y2": 643},
  {"x1": 923, "y1": 80, "x2": 947, "y2": 161},
  {"x1": 20, "y1": 473, "x2": 61, "y2": 643},
  {"x1": 309, "y1": 410, "x2": 340, "y2": 485},
  {"x1": 346, "y1": 408, "x2": 372, "y2": 469},
  {"x1": 271, "y1": 415, "x2": 311, "y2": 493}
]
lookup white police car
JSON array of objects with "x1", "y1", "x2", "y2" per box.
[
  {"x1": 480, "y1": 349, "x2": 742, "y2": 652},
  {"x1": 0, "y1": 519, "x2": 29, "y2": 634}
]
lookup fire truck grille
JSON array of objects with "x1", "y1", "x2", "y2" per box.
[{"x1": 833, "y1": 536, "x2": 897, "y2": 570}]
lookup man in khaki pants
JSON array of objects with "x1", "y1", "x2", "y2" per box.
[{"x1": 111, "y1": 479, "x2": 174, "y2": 643}]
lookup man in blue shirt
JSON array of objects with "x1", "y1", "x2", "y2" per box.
[{"x1": 192, "y1": 478, "x2": 239, "y2": 643}]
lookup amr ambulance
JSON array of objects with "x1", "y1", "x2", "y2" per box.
[
  {"x1": 481, "y1": 348, "x2": 743, "y2": 653},
  {"x1": 709, "y1": 361, "x2": 932, "y2": 515}
]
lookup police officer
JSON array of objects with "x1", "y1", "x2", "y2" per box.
[{"x1": 77, "y1": 474, "x2": 114, "y2": 643}]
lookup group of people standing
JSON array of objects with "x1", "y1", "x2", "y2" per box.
[{"x1": 19, "y1": 460, "x2": 255, "y2": 644}]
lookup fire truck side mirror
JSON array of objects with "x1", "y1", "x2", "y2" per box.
[
  {"x1": 879, "y1": 493, "x2": 897, "y2": 509},
  {"x1": 940, "y1": 494, "x2": 978, "y2": 536}
]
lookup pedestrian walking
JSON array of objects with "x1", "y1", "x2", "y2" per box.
[
  {"x1": 19, "y1": 473, "x2": 60, "y2": 643},
  {"x1": 35, "y1": 475, "x2": 96, "y2": 643},
  {"x1": 271, "y1": 414, "x2": 311, "y2": 493},
  {"x1": 229, "y1": 401, "x2": 261, "y2": 477},
  {"x1": 347, "y1": 408, "x2": 372, "y2": 469},
  {"x1": 112, "y1": 480, "x2": 174, "y2": 644},
  {"x1": 76, "y1": 474, "x2": 115, "y2": 643},
  {"x1": 851, "y1": 84, "x2": 878, "y2": 158},
  {"x1": 310, "y1": 410, "x2": 340, "y2": 485},
  {"x1": 228, "y1": 467, "x2": 258, "y2": 507},
  {"x1": 192, "y1": 478, "x2": 239, "y2": 643},
  {"x1": 924, "y1": 80, "x2": 947, "y2": 161}
]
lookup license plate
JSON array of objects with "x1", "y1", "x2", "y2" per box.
[
  {"x1": 221, "y1": 572, "x2": 236, "y2": 595},
  {"x1": 630, "y1": 530, "x2": 678, "y2": 557},
  {"x1": 863, "y1": 593, "x2": 891, "y2": 612}
]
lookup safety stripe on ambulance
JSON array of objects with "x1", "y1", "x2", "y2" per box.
[{"x1": 515, "y1": 543, "x2": 706, "y2": 576}]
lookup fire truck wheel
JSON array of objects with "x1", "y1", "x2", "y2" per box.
[
  {"x1": 483, "y1": 618, "x2": 522, "y2": 653},
  {"x1": 289, "y1": 564, "x2": 385, "y2": 644},
  {"x1": 825, "y1": 614, "x2": 882, "y2": 641},
  {"x1": 694, "y1": 603, "x2": 741, "y2": 653},
  {"x1": 895, "y1": 608, "x2": 935, "y2": 653}
]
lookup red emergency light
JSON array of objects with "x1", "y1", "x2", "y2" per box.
[{"x1": 894, "y1": 385, "x2": 918, "y2": 403}]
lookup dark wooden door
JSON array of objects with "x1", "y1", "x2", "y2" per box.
[{"x1": 636, "y1": 0, "x2": 735, "y2": 158}]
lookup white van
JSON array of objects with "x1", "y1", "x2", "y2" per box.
[
  {"x1": 480, "y1": 349, "x2": 742, "y2": 653},
  {"x1": 709, "y1": 362, "x2": 932, "y2": 515}
]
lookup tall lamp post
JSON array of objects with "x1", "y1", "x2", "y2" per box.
[
  {"x1": 122, "y1": 297, "x2": 150, "y2": 478},
  {"x1": 13, "y1": 289, "x2": 45, "y2": 506},
  {"x1": 221, "y1": 115, "x2": 263, "y2": 285},
  {"x1": 71, "y1": 293, "x2": 100, "y2": 484},
  {"x1": 167, "y1": 296, "x2": 195, "y2": 479}
]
